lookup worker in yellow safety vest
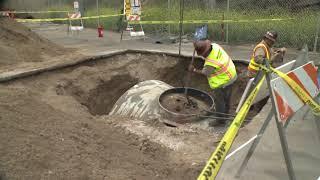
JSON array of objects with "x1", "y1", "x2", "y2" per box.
[
  {"x1": 189, "y1": 40, "x2": 237, "y2": 126},
  {"x1": 247, "y1": 30, "x2": 286, "y2": 77}
]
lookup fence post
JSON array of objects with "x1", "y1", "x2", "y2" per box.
[
  {"x1": 226, "y1": 0, "x2": 230, "y2": 44},
  {"x1": 96, "y1": 0, "x2": 100, "y2": 27},
  {"x1": 168, "y1": 0, "x2": 171, "y2": 35},
  {"x1": 313, "y1": 14, "x2": 320, "y2": 52},
  {"x1": 79, "y1": 0, "x2": 84, "y2": 16},
  {"x1": 59, "y1": 0, "x2": 62, "y2": 9}
]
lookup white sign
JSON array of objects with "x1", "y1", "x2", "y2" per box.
[
  {"x1": 132, "y1": 7, "x2": 141, "y2": 15},
  {"x1": 74, "y1": 1, "x2": 79, "y2": 9}
]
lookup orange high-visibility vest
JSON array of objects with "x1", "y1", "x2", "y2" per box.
[{"x1": 248, "y1": 43, "x2": 271, "y2": 74}]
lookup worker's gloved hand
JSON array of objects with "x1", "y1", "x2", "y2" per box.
[
  {"x1": 188, "y1": 65, "x2": 195, "y2": 72},
  {"x1": 275, "y1": 47, "x2": 286, "y2": 56},
  {"x1": 272, "y1": 47, "x2": 286, "y2": 63},
  {"x1": 254, "y1": 55, "x2": 264, "y2": 64}
]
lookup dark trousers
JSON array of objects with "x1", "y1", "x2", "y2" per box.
[{"x1": 210, "y1": 84, "x2": 234, "y2": 124}]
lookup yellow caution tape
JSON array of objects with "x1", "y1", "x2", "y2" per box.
[
  {"x1": 0, "y1": 10, "x2": 69, "y2": 14},
  {"x1": 258, "y1": 64, "x2": 320, "y2": 116},
  {"x1": 198, "y1": 75, "x2": 266, "y2": 180},
  {"x1": 14, "y1": 16, "x2": 294, "y2": 24},
  {"x1": 16, "y1": 17, "x2": 69, "y2": 22},
  {"x1": 128, "y1": 18, "x2": 295, "y2": 25},
  {"x1": 269, "y1": 66, "x2": 320, "y2": 116},
  {"x1": 15, "y1": 14, "x2": 124, "y2": 23}
]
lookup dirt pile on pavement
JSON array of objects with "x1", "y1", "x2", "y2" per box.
[
  {"x1": 0, "y1": 17, "x2": 68, "y2": 67},
  {"x1": 0, "y1": 87, "x2": 199, "y2": 180}
]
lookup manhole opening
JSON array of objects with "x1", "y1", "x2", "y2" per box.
[{"x1": 54, "y1": 52, "x2": 268, "y2": 120}]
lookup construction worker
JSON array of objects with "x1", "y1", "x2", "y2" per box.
[
  {"x1": 188, "y1": 40, "x2": 237, "y2": 126},
  {"x1": 247, "y1": 30, "x2": 286, "y2": 77}
]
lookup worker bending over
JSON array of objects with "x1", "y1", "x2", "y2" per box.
[
  {"x1": 247, "y1": 30, "x2": 286, "y2": 77},
  {"x1": 189, "y1": 40, "x2": 237, "y2": 126}
]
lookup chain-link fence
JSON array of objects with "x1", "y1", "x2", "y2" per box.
[
  {"x1": 149, "y1": 0, "x2": 320, "y2": 51},
  {"x1": 3, "y1": 0, "x2": 320, "y2": 51}
]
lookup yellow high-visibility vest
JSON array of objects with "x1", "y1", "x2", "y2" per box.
[
  {"x1": 204, "y1": 43, "x2": 237, "y2": 89},
  {"x1": 248, "y1": 43, "x2": 271, "y2": 73}
]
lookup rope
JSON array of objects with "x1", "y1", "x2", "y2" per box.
[{"x1": 196, "y1": 114, "x2": 252, "y2": 122}]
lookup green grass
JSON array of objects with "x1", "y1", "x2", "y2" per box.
[
  {"x1": 84, "y1": 7, "x2": 122, "y2": 31},
  {"x1": 142, "y1": 6, "x2": 318, "y2": 50}
]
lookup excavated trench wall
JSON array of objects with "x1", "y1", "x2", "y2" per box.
[
  {"x1": 4, "y1": 51, "x2": 267, "y2": 120},
  {"x1": 51, "y1": 51, "x2": 266, "y2": 119},
  {"x1": 55, "y1": 52, "x2": 211, "y2": 115}
]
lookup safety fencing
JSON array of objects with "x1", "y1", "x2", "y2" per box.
[
  {"x1": 3, "y1": 0, "x2": 320, "y2": 51},
  {"x1": 162, "y1": 0, "x2": 320, "y2": 52},
  {"x1": 0, "y1": 10, "x2": 69, "y2": 14},
  {"x1": 15, "y1": 14, "x2": 123, "y2": 23},
  {"x1": 127, "y1": 18, "x2": 296, "y2": 25}
]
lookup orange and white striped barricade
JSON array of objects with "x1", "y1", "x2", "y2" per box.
[
  {"x1": 124, "y1": 14, "x2": 145, "y2": 40},
  {"x1": 235, "y1": 61, "x2": 320, "y2": 180},
  {"x1": 68, "y1": 12, "x2": 83, "y2": 34},
  {"x1": 0, "y1": 11, "x2": 10, "y2": 17},
  {"x1": 127, "y1": 14, "x2": 140, "y2": 21},
  {"x1": 127, "y1": 15, "x2": 144, "y2": 37},
  {"x1": 270, "y1": 61, "x2": 319, "y2": 125},
  {"x1": 1, "y1": 11, "x2": 15, "y2": 18}
]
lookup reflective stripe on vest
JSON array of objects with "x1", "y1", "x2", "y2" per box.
[
  {"x1": 204, "y1": 43, "x2": 237, "y2": 89},
  {"x1": 248, "y1": 43, "x2": 271, "y2": 72},
  {"x1": 206, "y1": 57, "x2": 233, "y2": 79}
]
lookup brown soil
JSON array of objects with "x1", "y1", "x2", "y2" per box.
[
  {"x1": 0, "y1": 87, "x2": 199, "y2": 180},
  {"x1": 0, "y1": 17, "x2": 74, "y2": 68},
  {"x1": 0, "y1": 52, "x2": 267, "y2": 179},
  {"x1": 52, "y1": 53, "x2": 257, "y2": 116}
]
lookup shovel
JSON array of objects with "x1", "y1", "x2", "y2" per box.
[{"x1": 184, "y1": 49, "x2": 196, "y2": 106}]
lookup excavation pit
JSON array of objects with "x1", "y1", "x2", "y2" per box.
[
  {"x1": 9, "y1": 51, "x2": 268, "y2": 128},
  {"x1": 47, "y1": 51, "x2": 267, "y2": 122},
  {"x1": 0, "y1": 50, "x2": 271, "y2": 174}
]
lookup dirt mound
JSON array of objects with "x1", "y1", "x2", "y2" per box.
[
  {"x1": 0, "y1": 87, "x2": 198, "y2": 180},
  {"x1": 0, "y1": 17, "x2": 68, "y2": 67}
]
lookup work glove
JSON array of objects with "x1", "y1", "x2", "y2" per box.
[
  {"x1": 275, "y1": 47, "x2": 286, "y2": 56},
  {"x1": 272, "y1": 47, "x2": 286, "y2": 63}
]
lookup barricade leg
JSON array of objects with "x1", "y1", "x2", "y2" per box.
[
  {"x1": 265, "y1": 61, "x2": 296, "y2": 180},
  {"x1": 235, "y1": 108, "x2": 274, "y2": 178},
  {"x1": 236, "y1": 61, "x2": 296, "y2": 180},
  {"x1": 314, "y1": 97, "x2": 320, "y2": 142}
]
